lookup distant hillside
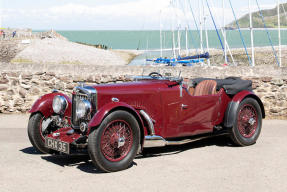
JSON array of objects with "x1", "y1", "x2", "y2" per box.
[{"x1": 227, "y1": 3, "x2": 287, "y2": 28}]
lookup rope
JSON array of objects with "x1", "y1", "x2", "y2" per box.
[
  {"x1": 187, "y1": 1, "x2": 201, "y2": 45},
  {"x1": 228, "y1": 0, "x2": 252, "y2": 66},
  {"x1": 179, "y1": 0, "x2": 200, "y2": 55},
  {"x1": 187, "y1": 26, "x2": 200, "y2": 56},
  {"x1": 255, "y1": 0, "x2": 280, "y2": 66},
  {"x1": 208, "y1": 0, "x2": 236, "y2": 66},
  {"x1": 205, "y1": 0, "x2": 225, "y2": 53}
]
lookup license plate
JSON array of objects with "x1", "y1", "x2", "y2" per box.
[{"x1": 45, "y1": 137, "x2": 70, "y2": 154}]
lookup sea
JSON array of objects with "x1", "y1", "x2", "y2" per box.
[
  {"x1": 55, "y1": 30, "x2": 287, "y2": 50},
  {"x1": 53, "y1": 30, "x2": 286, "y2": 66}
]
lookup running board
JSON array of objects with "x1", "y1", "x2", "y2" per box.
[{"x1": 143, "y1": 133, "x2": 227, "y2": 148}]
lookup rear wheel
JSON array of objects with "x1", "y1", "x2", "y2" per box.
[
  {"x1": 230, "y1": 98, "x2": 262, "y2": 146},
  {"x1": 88, "y1": 110, "x2": 140, "y2": 172},
  {"x1": 28, "y1": 113, "x2": 53, "y2": 154}
]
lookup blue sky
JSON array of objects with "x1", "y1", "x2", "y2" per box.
[{"x1": 0, "y1": 0, "x2": 286, "y2": 30}]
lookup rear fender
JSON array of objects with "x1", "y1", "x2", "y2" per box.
[
  {"x1": 87, "y1": 102, "x2": 146, "y2": 147},
  {"x1": 29, "y1": 92, "x2": 72, "y2": 118},
  {"x1": 224, "y1": 90, "x2": 265, "y2": 128}
]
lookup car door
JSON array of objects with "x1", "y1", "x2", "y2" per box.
[
  {"x1": 160, "y1": 85, "x2": 182, "y2": 138},
  {"x1": 177, "y1": 87, "x2": 221, "y2": 137}
]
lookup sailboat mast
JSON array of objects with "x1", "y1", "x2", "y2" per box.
[
  {"x1": 185, "y1": 26, "x2": 189, "y2": 55},
  {"x1": 177, "y1": 26, "x2": 181, "y2": 56},
  {"x1": 223, "y1": 0, "x2": 228, "y2": 64},
  {"x1": 249, "y1": 0, "x2": 255, "y2": 67},
  {"x1": 0, "y1": 0, "x2": 2, "y2": 30},
  {"x1": 199, "y1": 0, "x2": 203, "y2": 53},
  {"x1": 160, "y1": 10, "x2": 163, "y2": 58},
  {"x1": 278, "y1": 0, "x2": 282, "y2": 67},
  {"x1": 171, "y1": 0, "x2": 176, "y2": 58},
  {"x1": 146, "y1": 39, "x2": 149, "y2": 65},
  {"x1": 184, "y1": 0, "x2": 189, "y2": 56},
  {"x1": 172, "y1": 21, "x2": 176, "y2": 58},
  {"x1": 172, "y1": 30, "x2": 176, "y2": 58},
  {"x1": 203, "y1": 1, "x2": 210, "y2": 66},
  {"x1": 175, "y1": 0, "x2": 181, "y2": 57}
]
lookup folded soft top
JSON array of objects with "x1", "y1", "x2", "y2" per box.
[{"x1": 190, "y1": 77, "x2": 253, "y2": 95}]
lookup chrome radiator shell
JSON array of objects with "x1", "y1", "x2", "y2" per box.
[{"x1": 71, "y1": 86, "x2": 97, "y2": 128}]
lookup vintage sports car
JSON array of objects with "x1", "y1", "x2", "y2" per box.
[{"x1": 28, "y1": 72, "x2": 265, "y2": 172}]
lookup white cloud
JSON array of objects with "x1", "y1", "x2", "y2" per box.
[
  {"x1": 49, "y1": 0, "x2": 170, "y2": 17},
  {"x1": 0, "y1": 0, "x2": 281, "y2": 30},
  {"x1": 1, "y1": 0, "x2": 173, "y2": 29}
]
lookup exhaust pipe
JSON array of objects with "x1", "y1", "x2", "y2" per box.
[{"x1": 144, "y1": 135, "x2": 166, "y2": 148}]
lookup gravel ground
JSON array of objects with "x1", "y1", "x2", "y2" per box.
[
  {"x1": 0, "y1": 114, "x2": 286, "y2": 192},
  {"x1": 0, "y1": 41, "x2": 27, "y2": 63},
  {"x1": 10, "y1": 38, "x2": 141, "y2": 65},
  {"x1": 207, "y1": 46, "x2": 287, "y2": 67}
]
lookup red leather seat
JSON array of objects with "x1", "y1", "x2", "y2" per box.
[{"x1": 193, "y1": 80, "x2": 217, "y2": 96}]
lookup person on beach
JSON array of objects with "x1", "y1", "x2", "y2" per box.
[
  {"x1": 2, "y1": 31, "x2": 5, "y2": 39},
  {"x1": 12, "y1": 31, "x2": 17, "y2": 38},
  {"x1": 0, "y1": 30, "x2": 2, "y2": 38}
]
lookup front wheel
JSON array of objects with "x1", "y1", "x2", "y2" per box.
[
  {"x1": 88, "y1": 110, "x2": 140, "y2": 172},
  {"x1": 230, "y1": 98, "x2": 262, "y2": 146}
]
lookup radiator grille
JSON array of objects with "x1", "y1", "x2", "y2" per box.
[{"x1": 71, "y1": 90, "x2": 97, "y2": 127}]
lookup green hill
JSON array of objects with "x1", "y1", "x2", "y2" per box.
[{"x1": 227, "y1": 3, "x2": 287, "y2": 28}]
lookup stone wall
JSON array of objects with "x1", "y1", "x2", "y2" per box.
[{"x1": 0, "y1": 63, "x2": 286, "y2": 119}]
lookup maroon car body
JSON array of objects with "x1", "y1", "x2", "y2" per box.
[{"x1": 28, "y1": 74, "x2": 265, "y2": 172}]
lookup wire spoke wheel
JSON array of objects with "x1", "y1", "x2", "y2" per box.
[
  {"x1": 230, "y1": 98, "x2": 263, "y2": 146},
  {"x1": 88, "y1": 110, "x2": 140, "y2": 172},
  {"x1": 101, "y1": 120, "x2": 133, "y2": 162},
  {"x1": 237, "y1": 104, "x2": 258, "y2": 138}
]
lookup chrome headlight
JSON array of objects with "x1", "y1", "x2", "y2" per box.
[
  {"x1": 76, "y1": 99, "x2": 92, "y2": 119},
  {"x1": 52, "y1": 95, "x2": 68, "y2": 114}
]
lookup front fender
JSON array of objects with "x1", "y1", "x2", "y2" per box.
[
  {"x1": 224, "y1": 90, "x2": 265, "y2": 128},
  {"x1": 29, "y1": 92, "x2": 72, "y2": 118},
  {"x1": 87, "y1": 102, "x2": 144, "y2": 134}
]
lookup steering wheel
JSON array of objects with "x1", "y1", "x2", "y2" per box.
[{"x1": 148, "y1": 72, "x2": 163, "y2": 78}]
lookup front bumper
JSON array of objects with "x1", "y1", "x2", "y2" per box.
[{"x1": 46, "y1": 127, "x2": 87, "y2": 154}]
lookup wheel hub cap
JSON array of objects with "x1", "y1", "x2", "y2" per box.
[
  {"x1": 101, "y1": 120, "x2": 133, "y2": 162},
  {"x1": 109, "y1": 134, "x2": 126, "y2": 148},
  {"x1": 248, "y1": 118, "x2": 256, "y2": 126},
  {"x1": 118, "y1": 136, "x2": 125, "y2": 148},
  {"x1": 237, "y1": 104, "x2": 258, "y2": 138}
]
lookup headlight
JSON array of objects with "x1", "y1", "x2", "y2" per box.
[
  {"x1": 76, "y1": 99, "x2": 92, "y2": 119},
  {"x1": 52, "y1": 95, "x2": 68, "y2": 114}
]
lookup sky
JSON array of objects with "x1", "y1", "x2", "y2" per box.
[{"x1": 0, "y1": 0, "x2": 286, "y2": 30}]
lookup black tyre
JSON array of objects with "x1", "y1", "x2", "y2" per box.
[
  {"x1": 88, "y1": 110, "x2": 140, "y2": 172},
  {"x1": 28, "y1": 113, "x2": 52, "y2": 154},
  {"x1": 230, "y1": 98, "x2": 262, "y2": 146}
]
